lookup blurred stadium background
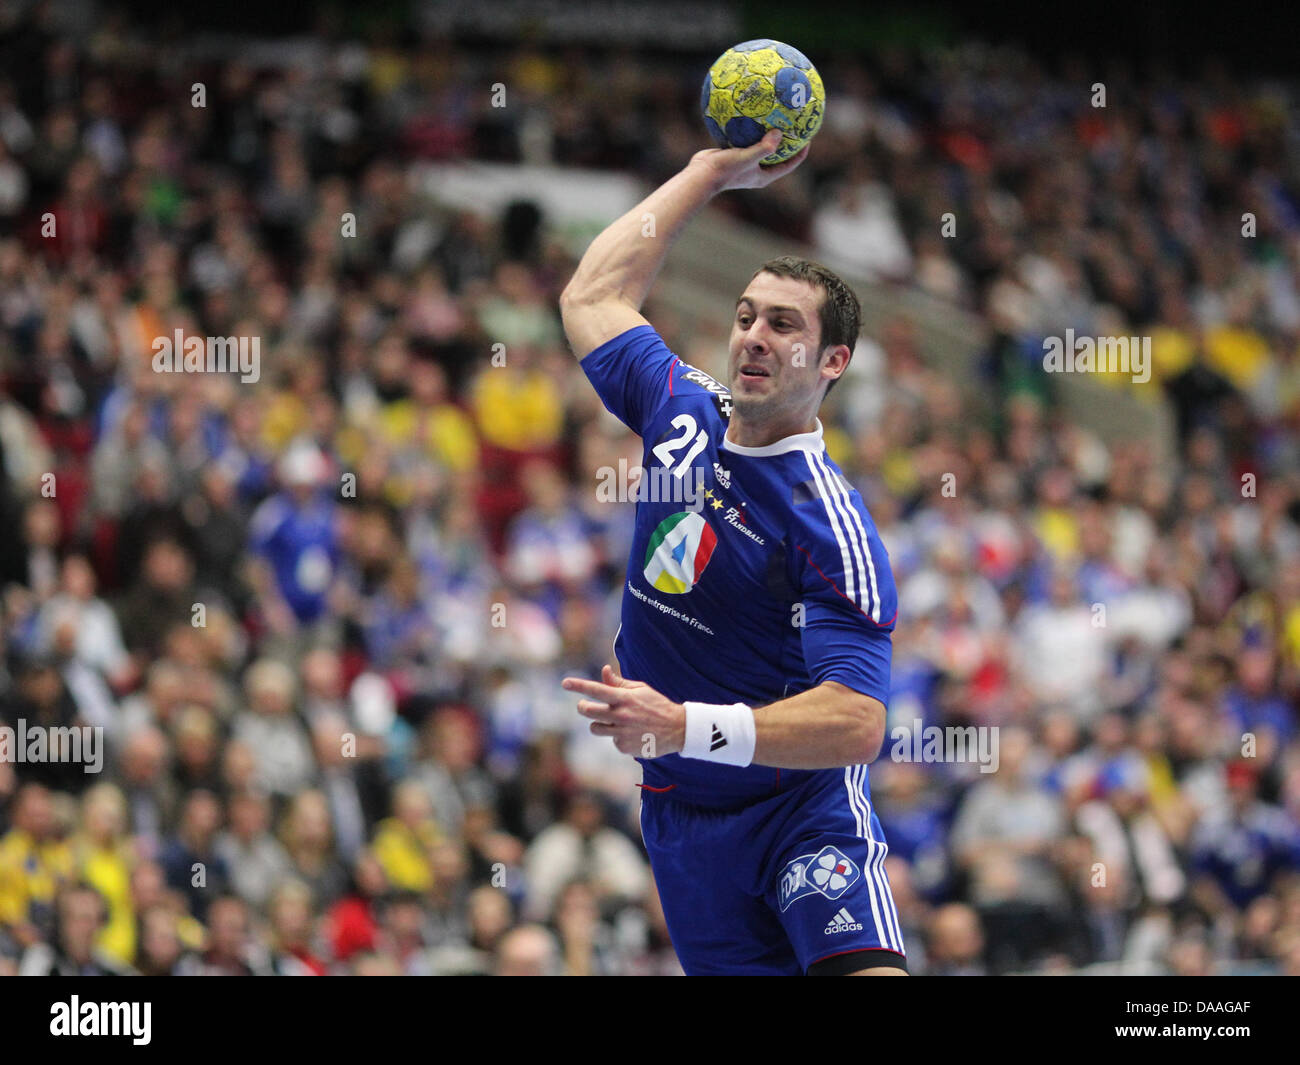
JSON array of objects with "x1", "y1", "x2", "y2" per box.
[{"x1": 0, "y1": 0, "x2": 1298, "y2": 976}]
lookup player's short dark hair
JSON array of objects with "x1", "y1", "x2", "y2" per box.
[{"x1": 751, "y1": 256, "x2": 861, "y2": 395}]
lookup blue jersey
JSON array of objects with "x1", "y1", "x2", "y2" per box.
[
  {"x1": 248, "y1": 493, "x2": 340, "y2": 623},
  {"x1": 582, "y1": 325, "x2": 898, "y2": 808}
]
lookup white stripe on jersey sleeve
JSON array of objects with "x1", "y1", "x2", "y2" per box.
[
  {"x1": 803, "y1": 452, "x2": 881, "y2": 621},
  {"x1": 813, "y1": 452, "x2": 881, "y2": 623},
  {"x1": 803, "y1": 452, "x2": 858, "y2": 608},
  {"x1": 811, "y1": 452, "x2": 872, "y2": 621}
]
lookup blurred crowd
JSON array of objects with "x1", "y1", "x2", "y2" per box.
[{"x1": 1, "y1": 3, "x2": 1298, "y2": 975}]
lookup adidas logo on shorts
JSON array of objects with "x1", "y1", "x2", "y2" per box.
[{"x1": 824, "y1": 907, "x2": 864, "y2": 935}]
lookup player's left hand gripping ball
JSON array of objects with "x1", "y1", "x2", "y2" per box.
[{"x1": 702, "y1": 38, "x2": 825, "y2": 166}]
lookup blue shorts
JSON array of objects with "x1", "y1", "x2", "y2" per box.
[{"x1": 639, "y1": 765, "x2": 907, "y2": 975}]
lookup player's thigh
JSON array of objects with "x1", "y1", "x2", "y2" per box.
[
  {"x1": 641, "y1": 792, "x2": 801, "y2": 975},
  {"x1": 760, "y1": 774, "x2": 908, "y2": 974}
]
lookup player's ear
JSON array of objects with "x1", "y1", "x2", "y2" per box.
[{"x1": 820, "y1": 343, "x2": 851, "y2": 382}]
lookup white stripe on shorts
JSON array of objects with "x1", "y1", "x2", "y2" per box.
[
  {"x1": 855, "y1": 764, "x2": 904, "y2": 952},
  {"x1": 843, "y1": 765, "x2": 892, "y2": 950}
]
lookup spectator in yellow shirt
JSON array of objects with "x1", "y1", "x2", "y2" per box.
[
  {"x1": 1205, "y1": 293, "x2": 1270, "y2": 392},
  {"x1": 71, "y1": 783, "x2": 136, "y2": 965},
  {"x1": 0, "y1": 784, "x2": 76, "y2": 947},
  {"x1": 377, "y1": 358, "x2": 479, "y2": 475},
  {"x1": 468, "y1": 345, "x2": 565, "y2": 453},
  {"x1": 372, "y1": 780, "x2": 443, "y2": 894},
  {"x1": 1032, "y1": 467, "x2": 1082, "y2": 561}
]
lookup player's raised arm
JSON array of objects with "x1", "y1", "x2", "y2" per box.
[{"x1": 559, "y1": 129, "x2": 808, "y2": 360}]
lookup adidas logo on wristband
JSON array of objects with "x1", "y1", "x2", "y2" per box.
[{"x1": 682, "y1": 701, "x2": 755, "y2": 766}]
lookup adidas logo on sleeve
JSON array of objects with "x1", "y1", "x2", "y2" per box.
[{"x1": 824, "y1": 908, "x2": 864, "y2": 935}]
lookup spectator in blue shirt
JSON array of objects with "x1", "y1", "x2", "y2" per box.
[
  {"x1": 1191, "y1": 761, "x2": 1300, "y2": 913},
  {"x1": 248, "y1": 441, "x2": 341, "y2": 629}
]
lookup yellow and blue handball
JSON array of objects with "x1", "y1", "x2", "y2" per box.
[{"x1": 701, "y1": 39, "x2": 825, "y2": 165}]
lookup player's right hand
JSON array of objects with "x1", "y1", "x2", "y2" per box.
[
  {"x1": 690, "y1": 129, "x2": 810, "y2": 192},
  {"x1": 562, "y1": 664, "x2": 686, "y2": 759}
]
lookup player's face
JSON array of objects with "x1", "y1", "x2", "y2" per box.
[{"x1": 728, "y1": 274, "x2": 830, "y2": 421}]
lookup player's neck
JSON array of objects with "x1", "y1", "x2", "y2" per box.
[{"x1": 725, "y1": 412, "x2": 819, "y2": 450}]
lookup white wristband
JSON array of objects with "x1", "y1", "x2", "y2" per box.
[{"x1": 681, "y1": 702, "x2": 757, "y2": 767}]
